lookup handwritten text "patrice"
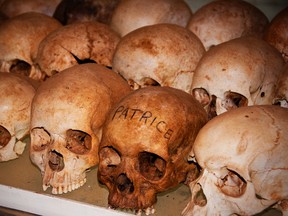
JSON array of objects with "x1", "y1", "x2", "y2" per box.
[{"x1": 112, "y1": 105, "x2": 174, "y2": 140}]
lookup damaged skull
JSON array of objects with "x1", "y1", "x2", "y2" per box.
[
  {"x1": 30, "y1": 63, "x2": 131, "y2": 194},
  {"x1": 35, "y1": 21, "x2": 120, "y2": 77},
  {"x1": 0, "y1": 73, "x2": 35, "y2": 161},
  {"x1": 273, "y1": 63, "x2": 288, "y2": 108},
  {"x1": 98, "y1": 86, "x2": 208, "y2": 214},
  {"x1": 112, "y1": 23, "x2": 205, "y2": 93},
  {"x1": 191, "y1": 36, "x2": 285, "y2": 119},
  {"x1": 182, "y1": 105, "x2": 288, "y2": 216},
  {"x1": 0, "y1": 12, "x2": 62, "y2": 80}
]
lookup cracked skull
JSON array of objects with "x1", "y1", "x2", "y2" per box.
[
  {"x1": 30, "y1": 63, "x2": 131, "y2": 194},
  {"x1": 0, "y1": 12, "x2": 62, "y2": 80},
  {"x1": 35, "y1": 21, "x2": 120, "y2": 77},
  {"x1": 112, "y1": 23, "x2": 205, "y2": 93},
  {"x1": 182, "y1": 105, "x2": 288, "y2": 216},
  {"x1": 191, "y1": 36, "x2": 285, "y2": 120},
  {"x1": 0, "y1": 73, "x2": 35, "y2": 161},
  {"x1": 97, "y1": 86, "x2": 208, "y2": 214}
]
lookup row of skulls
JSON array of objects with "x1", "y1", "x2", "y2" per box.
[{"x1": 0, "y1": 0, "x2": 288, "y2": 215}]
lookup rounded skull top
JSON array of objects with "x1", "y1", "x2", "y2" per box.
[
  {"x1": 0, "y1": 73, "x2": 36, "y2": 162},
  {"x1": 30, "y1": 63, "x2": 131, "y2": 194},
  {"x1": 110, "y1": 0, "x2": 192, "y2": 37},
  {"x1": 191, "y1": 36, "x2": 285, "y2": 119},
  {"x1": 183, "y1": 105, "x2": 288, "y2": 216},
  {"x1": 0, "y1": 12, "x2": 62, "y2": 80},
  {"x1": 35, "y1": 21, "x2": 121, "y2": 77},
  {"x1": 264, "y1": 6, "x2": 288, "y2": 62},
  {"x1": 112, "y1": 23, "x2": 205, "y2": 93},
  {"x1": 187, "y1": 0, "x2": 269, "y2": 50},
  {"x1": 98, "y1": 86, "x2": 208, "y2": 214},
  {"x1": 0, "y1": 0, "x2": 61, "y2": 18}
]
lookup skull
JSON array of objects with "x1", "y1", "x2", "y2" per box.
[
  {"x1": 273, "y1": 63, "x2": 288, "y2": 108},
  {"x1": 191, "y1": 36, "x2": 285, "y2": 120},
  {"x1": 0, "y1": 12, "x2": 62, "y2": 81},
  {"x1": 30, "y1": 63, "x2": 131, "y2": 194},
  {"x1": 98, "y1": 86, "x2": 208, "y2": 214},
  {"x1": 0, "y1": 73, "x2": 35, "y2": 161},
  {"x1": 182, "y1": 105, "x2": 288, "y2": 216},
  {"x1": 187, "y1": 0, "x2": 269, "y2": 51},
  {"x1": 0, "y1": 0, "x2": 61, "y2": 18},
  {"x1": 53, "y1": 0, "x2": 120, "y2": 25},
  {"x1": 35, "y1": 21, "x2": 120, "y2": 77},
  {"x1": 110, "y1": 0, "x2": 192, "y2": 37},
  {"x1": 264, "y1": 6, "x2": 288, "y2": 62},
  {"x1": 112, "y1": 23, "x2": 205, "y2": 93}
]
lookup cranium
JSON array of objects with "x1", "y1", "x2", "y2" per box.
[
  {"x1": 98, "y1": 86, "x2": 208, "y2": 214},
  {"x1": 0, "y1": 12, "x2": 62, "y2": 81},
  {"x1": 273, "y1": 63, "x2": 288, "y2": 108},
  {"x1": 182, "y1": 105, "x2": 288, "y2": 216},
  {"x1": 53, "y1": 0, "x2": 120, "y2": 25},
  {"x1": 110, "y1": 0, "x2": 192, "y2": 37},
  {"x1": 35, "y1": 21, "x2": 120, "y2": 77},
  {"x1": 187, "y1": 0, "x2": 269, "y2": 50},
  {"x1": 30, "y1": 63, "x2": 131, "y2": 194},
  {"x1": 0, "y1": 0, "x2": 61, "y2": 18},
  {"x1": 112, "y1": 23, "x2": 205, "y2": 93},
  {"x1": 0, "y1": 73, "x2": 35, "y2": 161},
  {"x1": 264, "y1": 6, "x2": 288, "y2": 62},
  {"x1": 191, "y1": 36, "x2": 285, "y2": 120}
]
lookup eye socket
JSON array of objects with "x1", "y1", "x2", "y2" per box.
[
  {"x1": 223, "y1": 91, "x2": 248, "y2": 111},
  {"x1": 66, "y1": 129, "x2": 92, "y2": 154},
  {"x1": 217, "y1": 168, "x2": 247, "y2": 197},
  {"x1": 0, "y1": 125, "x2": 11, "y2": 148},
  {"x1": 30, "y1": 127, "x2": 51, "y2": 151},
  {"x1": 99, "y1": 146, "x2": 121, "y2": 173},
  {"x1": 138, "y1": 151, "x2": 166, "y2": 181},
  {"x1": 9, "y1": 59, "x2": 31, "y2": 77}
]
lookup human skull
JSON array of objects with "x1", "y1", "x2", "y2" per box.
[
  {"x1": 182, "y1": 105, "x2": 288, "y2": 216},
  {"x1": 53, "y1": 0, "x2": 120, "y2": 25},
  {"x1": 0, "y1": 73, "x2": 35, "y2": 161},
  {"x1": 110, "y1": 0, "x2": 192, "y2": 37},
  {"x1": 0, "y1": 12, "x2": 62, "y2": 81},
  {"x1": 273, "y1": 63, "x2": 288, "y2": 108},
  {"x1": 191, "y1": 36, "x2": 285, "y2": 120},
  {"x1": 186, "y1": 0, "x2": 269, "y2": 51},
  {"x1": 98, "y1": 86, "x2": 208, "y2": 214},
  {"x1": 264, "y1": 6, "x2": 288, "y2": 62},
  {"x1": 112, "y1": 23, "x2": 205, "y2": 93},
  {"x1": 35, "y1": 21, "x2": 120, "y2": 77},
  {"x1": 0, "y1": 0, "x2": 61, "y2": 18},
  {"x1": 30, "y1": 63, "x2": 131, "y2": 194}
]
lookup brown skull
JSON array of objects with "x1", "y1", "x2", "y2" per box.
[{"x1": 98, "y1": 86, "x2": 208, "y2": 214}]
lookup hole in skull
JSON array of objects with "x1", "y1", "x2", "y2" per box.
[
  {"x1": 223, "y1": 91, "x2": 248, "y2": 111},
  {"x1": 139, "y1": 152, "x2": 166, "y2": 181},
  {"x1": 141, "y1": 77, "x2": 160, "y2": 87},
  {"x1": 9, "y1": 60, "x2": 31, "y2": 77},
  {"x1": 217, "y1": 168, "x2": 247, "y2": 197},
  {"x1": 116, "y1": 173, "x2": 134, "y2": 193},
  {"x1": 66, "y1": 129, "x2": 92, "y2": 154},
  {"x1": 70, "y1": 52, "x2": 96, "y2": 64},
  {"x1": 207, "y1": 95, "x2": 217, "y2": 120},
  {"x1": 0, "y1": 126, "x2": 11, "y2": 148},
  {"x1": 193, "y1": 183, "x2": 207, "y2": 207},
  {"x1": 48, "y1": 150, "x2": 64, "y2": 171}
]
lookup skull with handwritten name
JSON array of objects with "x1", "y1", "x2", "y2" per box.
[
  {"x1": 98, "y1": 86, "x2": 208, "y2": 214},
  {"x1": 30, "y1": 63, "x2": 131, "y2": 194}
]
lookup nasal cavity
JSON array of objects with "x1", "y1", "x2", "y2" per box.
[
  {"x1": 116, "y1": 173, "x2": 134, "y2": 193},
  {"x1": 48, "y1": 150, "x2": 64, "y2": 171}
]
